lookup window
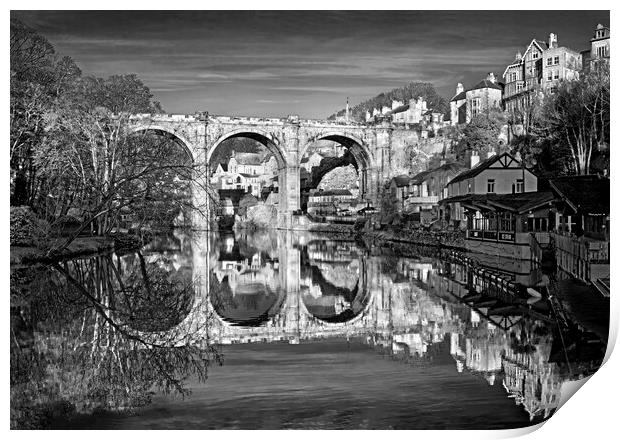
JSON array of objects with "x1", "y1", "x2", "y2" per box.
[
  {"x1": 516, "y1": 82, "x2": 524, "y2": 92},
  {"x1": 471, "y1": 98, "x2": 481, "y2": 116},
  {"x1": 553, "y1": 70, "x2": 559, "y2": 80},
  {"x1": 547, "y1": 71, "x2": 553, "y2": 81},
  {"x1": 597, "y1": 46, "x2": 608, "y2": 58},
  {"x1": 547, "y1": 57, "x2": 552, "y2": 66},
  {"x1": 510, "y1": 72, "x2": 517, "y2": 82},
  {"x1": 487, "y1": 179, "x2": 495, "y2": 193},
  {"x1": 467, "y1": 182, "x2": 472, "y2": 194},
  {"x1": 516, "y1": 179, "x2": 524, "y2": 193},
  {"x1": 554, "y1": 55, "x2": 560, "y2": 65},
  {"x1": 527, "y1": 217, "x2": 549, "y2": 232},
  {"x1": 532, "y1": 51, "x2": 539, "y2": 59}
]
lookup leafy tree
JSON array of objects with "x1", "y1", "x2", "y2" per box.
[
  {"x1": 452, "y1": 111, "x2": 505, "y2": 163},
  {"x1": 10, "y1": 19, "x2": 82, "y2": 206}
]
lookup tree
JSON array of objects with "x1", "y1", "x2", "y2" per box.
[
  {"x1": 34, "y1": 74, "x2": 208, "y2": 251},
  {"x1": 452, "y1": 111, "x2": 505, "y2": 163},
  {"x1": 10, "y1": 19, "x2": 82, "y2": 206},
  {"x1": 543, "y1": 64, "x2": 610, "y2": 175}
]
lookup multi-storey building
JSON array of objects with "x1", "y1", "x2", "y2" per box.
[
  {"x1": 449, "y1": 73, "x2": 503, "y2": 126},
  {"x1": 503, "y1": 33, "x2": 582, "y2": 113},
  {"x1": 541, "y1": 33, "x2": 582, "y2": 92},
  {"x1": 210, "y1": 151, "x2": 279, "y2": 198},
  {"x1": 584, "y1": 23, "x2": 610, "y2": 70}
]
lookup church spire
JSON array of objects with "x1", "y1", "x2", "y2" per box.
[{"x1": 345, "y1": 97, "x2": 350, "y2": 123}]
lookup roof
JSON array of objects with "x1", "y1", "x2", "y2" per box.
[
  {"x1": 447, "y1": 153, "x2": 525, "y2": 186},
  {"x1": 390, "y1": 104, "x2": 410, "y2": 115},
  {"x1": 549, "y1": 175, "x2": 610, "y2": 215},
  {"x1": 392, "y1": 174, "x2": 411, "y2": 187},
  {"x1": 469, "y1": 79, "x2": 503, "y2": 91},
  {"x1": 450, "y1": 91, "x2": 467, "y2": 102},
  {"x1": 502, "y1": 38, "x2": 548, "y2": 78},
  {"x1": 440, "y1": 192, "x2": 555, "y2": 214},
  {"x1": 310, "y1": 189, "x2": 353, "y2": 197},
  {"x1": 217, "y1": 163, "x2": 228, "y2": 172},
  {"x1": 239, "y1": 173, "x2": 258, "y2": 178},
  {"x1": 409, "y1": 170, "x2": 432, "y2": 185},
  {"x1": 486, "y1": 191, "x2": 555, "y2": 214}
]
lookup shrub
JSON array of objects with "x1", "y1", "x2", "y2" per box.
[{"x1": 10, "y1": 206, "x2": 50, "y2": 247}]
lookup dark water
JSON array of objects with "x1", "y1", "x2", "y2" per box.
[{"x1": 10, "y1": 229, "x2": 608, "y2": 429}]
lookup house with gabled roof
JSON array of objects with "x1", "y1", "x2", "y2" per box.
[
  {"x1": 503, "y1": 33, "x2": 582, "y2": 113},
  {"x1": 404, "y1": 162, "x2": 467, "y2": 215},
  {"x1": 439, "y1": 152, "x2": 538, "y2": 228},
  {"x1": 449, "y1": 73, "x2": 503, "y2": 126}
]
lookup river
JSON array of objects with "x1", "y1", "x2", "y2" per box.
[{"x1": 10, "y1": 229, "x2": 608, "y2": 429}]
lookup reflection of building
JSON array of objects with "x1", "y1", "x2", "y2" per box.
[{"x1": 181, "y1": 231, "x2": 595, "y2": 425}]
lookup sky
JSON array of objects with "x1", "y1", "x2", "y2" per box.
[{"x1": 12, "y1": 10, "x2": 610, "y2": 119}]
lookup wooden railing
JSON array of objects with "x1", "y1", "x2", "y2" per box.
[{"x1": 550, "y1": 232, "x2": 610, "y2": 283}]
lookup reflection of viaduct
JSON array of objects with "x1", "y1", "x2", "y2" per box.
[
  {"x1": 160, "y1": 231, "x2": 553, "y2": 347},
  {"x1": 128, "y1": 113, "x2": 424, "y2": 228},
  {"x1": 166, "y1": 231, "x2": 458, "y2": 345}
]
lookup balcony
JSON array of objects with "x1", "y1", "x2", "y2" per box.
[{"x1": 405, "y1": 195, "x2": 439, "y2": 206}]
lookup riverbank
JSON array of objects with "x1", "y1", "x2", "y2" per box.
[
  {"x1": 301, "y1": 221, "x2": 467, "y2": 252},
  {"x1": 10, "y1": 236, "x2": 115, "y2": 265}
]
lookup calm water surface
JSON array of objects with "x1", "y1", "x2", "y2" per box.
[{"x1": 10, "y1": 230, "x2": 608, "y2": 429}]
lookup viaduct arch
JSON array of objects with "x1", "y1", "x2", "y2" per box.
[{"x1": 126, "y1": 112, "x2": 421, "y2": 229}]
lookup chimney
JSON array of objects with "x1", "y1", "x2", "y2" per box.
[
  {"x1": 470, "y1": 152, "x2": 480, "y2": 168},
  {"x1": 456, "y1": 83, "x2": 464, "y2": 95},
  {"x1": 549, "y1": 33, "x2": 558, "y2": 48},
  {"x1": 487, "y1": 72, "x2": 496, "y2": 83},
  {"x1": 515, "y1": 50, "x2": 522, "y2": 61}
]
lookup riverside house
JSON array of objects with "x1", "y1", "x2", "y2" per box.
[
  {"x1": 548, "y1": 175, "x2": 610, "y2": 291},
  {"x1": 440, "y1": 152, "x2": 538, "y2": 229},
  {"x1": 404, "y1": 162, "x2": 467, "y2": 216}
]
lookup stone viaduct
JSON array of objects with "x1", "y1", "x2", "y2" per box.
[{"x1": 128, "y1": 112, "x2": 445, "y2": 228}]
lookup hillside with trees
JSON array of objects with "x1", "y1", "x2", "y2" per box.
[{"x1": 327, "y1": 82, "x2": 449, "y2": 122}]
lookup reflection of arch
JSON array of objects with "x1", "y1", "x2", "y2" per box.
[
  {"x1": 301, "y1": 257, "x2": 371, "y2": 324},
  {"x1": 207, "y1": 128, "x2": 288, "y2": 170},
  {"x1": 130, "y1": 125, "x2": 195, "y2": 163},
  {"x1": 300, "y1": 131, "x2": 374, "y2": 170},
  {"x1": 209, "y1": 282, "x2": 287, "y2": 327}
]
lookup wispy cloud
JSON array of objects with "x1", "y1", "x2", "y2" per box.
[{"x1": 12, "y1": 10, "x2": 609, "y2": 118}]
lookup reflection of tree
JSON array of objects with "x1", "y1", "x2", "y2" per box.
[{"x1": 10, "y1": 253, "x2": 221, "y2": 428}]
